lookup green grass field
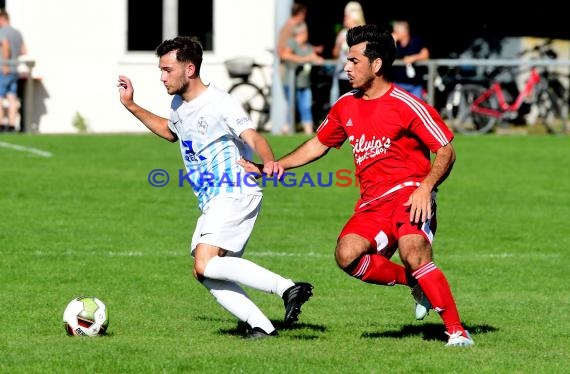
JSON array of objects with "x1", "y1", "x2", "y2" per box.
[{"x1": 1, "y1": 133, "x2": 568, "y2": 373}]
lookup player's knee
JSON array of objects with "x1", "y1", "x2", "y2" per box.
[
  {"x1": 193, "y1": 245, "x2": 225, "y2": 282},
  {"x1": 400, "y1": 250, "x2": 432, "y2": 271},
  {"x1": 335, "y1": 247, "x2": 363, "y2": 275},
  {"x1": 335, "y1": 247, "x2": 352, "y2": 270},
  {"x1": 339, "y1": 256, "x2": 362, "y2": 277},
  {"x1": 193, "y1": 262, "x2": 206, "y2": 282},
  {"x1": 193, "y1": 256, "x2": 210, "y2": 281},
  {"x1": 192, "y1": 267, "x2": 205, "y2": 282},
  {"x1": 335, "y1": 235, "x2": 367, "y2": 269},
  {"x1": 399, "y1": 236, "x2": 432, "y2": 270}
]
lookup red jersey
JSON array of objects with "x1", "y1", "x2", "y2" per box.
[{"x1": 317, "y1": 84, "x2": 454, "y2": 210}]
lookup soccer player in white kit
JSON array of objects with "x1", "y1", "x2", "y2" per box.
[{"x1": 117, "y1": 36, "x2": 313, "y2": 339}]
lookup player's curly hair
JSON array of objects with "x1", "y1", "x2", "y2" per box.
[
  {"x1": 346, "y1": 24, "x2": 395, "y2": 80},
  {"x1": 156, "y1": 36, "x2": 203, "y2": 75}
]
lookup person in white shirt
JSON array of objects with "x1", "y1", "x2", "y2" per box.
[{"x1": 117, "y1": 35, "x2": 313, "y2": 339}]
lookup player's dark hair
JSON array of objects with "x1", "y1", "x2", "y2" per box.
[
  {"x1": 156, "y1": 36, "x2": 203, "y2": 75},
  {"x1": 346, "y1": 24, "x2": 395, "y2": 80}
]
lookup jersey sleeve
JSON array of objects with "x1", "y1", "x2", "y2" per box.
[
  {"x1": 167, "y1": 96, "x2": 183, "y2": 136},
  {"x1": 222, "y1": 92, "x2": 256, "y2": 138},
  {"x1": 316, "y1": 103, "x2": 347, "y2": 148},
  {"x1": 406, "y1": 102, "x2": 454, "y2": 152}
]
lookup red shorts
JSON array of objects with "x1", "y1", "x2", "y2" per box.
[{"x1": 338, "y1": 186, "x2": 437, "y2": 259}]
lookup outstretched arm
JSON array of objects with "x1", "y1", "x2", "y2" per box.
[
  {"x1": 240, "y1": 129, "x2": 284, "y2": 179},
  {"x1": 279, "y1": 136, "x2": 330, "y2": 169},
  {"x1": 405, "y1": 143, "x2": 456, "y2": 223},
  {"x1": 238, "y1": 135, "x2": 330, "y2": 176},
  {"x1": 117, "y1": 75, "x2": 177, "y2": 142}
]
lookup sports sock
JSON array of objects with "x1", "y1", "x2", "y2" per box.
[
  {"x1": 202, "y1": 278, "x2": 276, "y2": 334},
  {"x1": 406, "y1": 271, "x2": 418, "y2": 288},
  {"x1": 203, "y1": 255, "x2": 294, "y2": 297},
  {"x1": 345, "y1": 254, "x2": 408, "y2": 286},
  {"x1": 413, "y1": 261, "x2": 466, "y2": 334}
]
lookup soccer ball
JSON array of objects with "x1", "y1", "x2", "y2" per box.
[{"x1": 63, "y1": 296, "x2": 109, "y2": 337}]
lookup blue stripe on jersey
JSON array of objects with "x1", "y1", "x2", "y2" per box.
[
  {"x1": 194, "y1": 135, "x2": 243, "y2": 210},
  {"x1": 222, "y1": 140, "x2": 234, "y2": 194}
]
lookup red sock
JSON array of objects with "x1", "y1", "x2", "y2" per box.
[
  {"x1": 413, "y1": 261, "x2": 466, "y2": 335},
  {"x1": 350, "y1": 254, "x2": 408, "y2": 286}
]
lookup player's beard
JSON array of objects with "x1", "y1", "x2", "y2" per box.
[
  {"x1": 352, "y1": 73, "x2": 374, "y2": 92},
  {"x1": 168, "y1": 79, "x2": 190, "y2": 96}
]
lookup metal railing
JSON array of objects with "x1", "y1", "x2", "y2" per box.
[{"x1": 283, "y1": 58, "x2": 570, "y2": 133}]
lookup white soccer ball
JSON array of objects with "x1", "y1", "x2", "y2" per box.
[{"x1": 63, "y1": 296, "x2": 109, "y2": 337}]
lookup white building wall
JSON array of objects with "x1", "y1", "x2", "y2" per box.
[{"x1": 7, "y1": 0, "x2": 278, "y2": 133}]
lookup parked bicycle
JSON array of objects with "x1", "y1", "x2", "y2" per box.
[
  {"x1": 224, "y1": 57, "x2": 271, "y2": 131},
  {"x1": 434, "y1": 37, "x2": 503, "y2": 115},
  {"x1": 444, "y1": 39, "x2": 567, "y2": 135}
]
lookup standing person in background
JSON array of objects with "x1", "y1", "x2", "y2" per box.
[
  {"x1": 117, "y1": 35, "x2": 313, "y2": 339},
  {"x1": 276, "y1": 2, "x2": 308, "y2": 135},
  {"x1": 277, "y1": 2, "x2": 308, "y2": 59},
  {"x1": 280, "y1": 22, "x2": 324, "y2": 135},
  {"x1": 277, "y1": 2, "x2": 323, "y2": 135},
  {"x1": 240, "y1": 24, "x2": 474, "y2": 347},
  {"x1": 330, "y1": 1, "x2": 366, "y2": 103},
  {"x1": 0, "y1": 9, "x2": 27, "y2": 133},
  {"x1": 391, "y1": 19, "x2": 429, "y2": 100}
]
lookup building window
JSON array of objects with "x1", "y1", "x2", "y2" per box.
[{"x1": 127, "y1": 0, "x2": 213, "y2": 51}]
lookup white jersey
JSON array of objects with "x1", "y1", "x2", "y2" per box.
[{"x1": 167, "y1": 84, "x2": 262, "y2": 212}]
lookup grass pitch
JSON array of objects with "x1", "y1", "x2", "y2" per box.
[{"x1": 0, "y1": 133, "x2": 568, "y2": 373}]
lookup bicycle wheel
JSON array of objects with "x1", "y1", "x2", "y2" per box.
[
  {"x1": 532, "y1": 85, "x2": 565, "y2": 134},
  {"x1": 228, "y1": 82, "x2": 270, "y2": 131},
  {"x1": 448, "y1": 84, "x2": 499, "y2": 135}
]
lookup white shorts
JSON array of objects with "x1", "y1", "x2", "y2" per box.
[{"x1": 190, "y1": 194, "x2": 262, "y2": 257}]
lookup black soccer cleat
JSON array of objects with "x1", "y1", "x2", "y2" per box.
[
  {"x1": 244, "y1": 326, "x2": 279, "y2": 340},
  {"x1": 282, "y1": 282, "x2": 313, "y2": 326}
]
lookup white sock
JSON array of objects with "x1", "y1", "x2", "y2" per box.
[
  {"x1": 202, "y1": 278, "x2": 275, "y2": 333},
  {"x1": 204, "y1": 256, "x2": 294, "y2": 297}
]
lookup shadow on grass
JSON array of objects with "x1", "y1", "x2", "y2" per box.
[
  {"x1": 218, "y1": 319, "x2": 326, "y2": 339},
  {"x1": 361, "y1": 322, "x2": 498, "y2": 342}
]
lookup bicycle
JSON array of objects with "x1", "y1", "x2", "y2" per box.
[
  {"x1": 224, "y1": 57, "x2": 271, "y2": 131},
  {"x1": 445, "y1": 39, "x2": 567, "y2": 135},
  {"x1": 435, "y1": 37, "x2": 502, "y2": 115}
]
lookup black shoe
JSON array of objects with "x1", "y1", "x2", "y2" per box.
[
  {"x1": 244, "y1": 326, "x2": 278, "y2": 340},
  {"x1": 6, "y1": 126, "x2": 15, "y2": 133},
  {"x1": 0, "y1": 125, "x2": 6, "y2": 133},
  {"x1": 282, "y1": 282, "x2": 313, "y2": 326}
]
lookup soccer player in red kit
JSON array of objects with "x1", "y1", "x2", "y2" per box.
[{"x1": 240, "y1": 24, "x2": 473, "y2": 346}]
